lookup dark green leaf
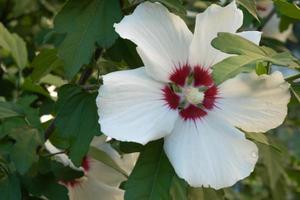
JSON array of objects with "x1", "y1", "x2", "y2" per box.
[
  {"x1": 23, "y1": 173, "x2": 69, "y2": 200},
  {"x1": 9, "y1": 126, "x2": 42, "y2": 175},
  {"x1": 54, "y1": 0, "x2": 122, "y2": 78},
  {"x1": 125, "y1": 140, "x2": 175, "y2": 200},
  {"x1": 22, "y1": 78, "x2": 51, "y2": 98},
  {"x1": 54, "y1": 85, "x2": 101, "y2": 166},
  {"x1": 0, "y1": 174, "x2": 21, "y2": 200},
  {"x1": 170, "y1": 175, "x2": 188, "y2": 200},
  {"x1": 274, "y1": 0, "x2": 300, "y2": 20},
  {"x1": 30, "y1": 49, "x2": 64, "y2": 82},
  {"x1": 152, "y1": 0, "x2": 186, "y2": 14},
  {"x1": 0, "y1": 102, "x2": 24, "y2": 119}
]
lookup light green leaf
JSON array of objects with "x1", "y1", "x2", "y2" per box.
[
  {"x1": 237, "y1": 0, "x2": 259, "y2": 20},
  {"x1": 0, "y1": 102, "x2": 24, "y2": 119},
  {"x1": 274, "y1": 0, "x2": 300, "y2": 20},
  {"x1": 9, "y1": 126, "x2": 42, "y2": 175},
  {"x1": 54, "y1": 85, "x2": 101, "y2": 166},
  {"x1": 212, "y1": 32, "x2": 300, "y2": 84},
  {"x1": 0, "y1": 23, "x2": 28, "y2": 69},
  {"x1": 125, "y1": 140, "x2": 175, "y2": 200},
  {"x1": 211, "y1": 32, "x2": 265, "y2": 56},
  {"x1": 246, "y1": 132, "x2": 270, "y2": 145},
  {"x1": 30, "y1": 49, "x2": 64, "y2": 82},
  {"x1": 212, "y1": 55, "x2": 259, "y2": 84},
  {"x1": 88, "y1": 146, "x2": 128, "y2": 177},
  {"x1": 54, "y1": 0, "x2": 122, "y2": 79}
]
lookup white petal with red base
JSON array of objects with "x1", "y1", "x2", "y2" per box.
[
  {"x1": 164, "y1": 112, "x2": 258, "y2": 189},
  {"x1": 97, "y1": 67, "x2": 178, "y2": 144},
  {"x1": 114, "y1": 2, "x2": 192, "y2": 82},
  {"x1": 189, "y1": 1, "x2": 243, "y2": 68},
  {"x1": 217, "y1": 71, "x2": 290, "y2": 133}
]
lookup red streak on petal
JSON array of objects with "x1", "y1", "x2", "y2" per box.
[
  {"x1": 193, "y1": 66, "x2": 213, "y2": 87},
  {"x1": 81, "y1": 156, "x2": 90, "y2": 172},
  {"x1": 180, "y1": 104, "x2": 207, "y2": 120},
  {"x1": 162, "y1": 86, "x2": 180, "y2": 110},
  {"x1": 169, "y1": 65, "x2": 191, "y2": 87},
  {"x1": 203, "y1": 85, "x2": 218, "y2": 110}
]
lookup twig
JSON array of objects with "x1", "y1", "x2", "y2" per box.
[{"x1": 44, "y1": 119, "x2": 56, "y2": 140}]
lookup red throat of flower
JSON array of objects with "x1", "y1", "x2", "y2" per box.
[{"x1": 163, "y1": 65, "x2": 218, "y2": 121}]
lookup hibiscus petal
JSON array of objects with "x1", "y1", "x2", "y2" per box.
[
  {"x1": 97, "y1": 67, "x2": 178, "y2": 144},
  {"x1": 68, "y1": 177, "x2": 124, "y2": 200},
  {"x1": 189, "y1": 1, "x2": 243, "y2": 68},
  {"x1": 217, "y1": 71, "x2": 290, "y2": 132},
  {"x1": 114, "y1": 2, "x2": 192, "y2": 82},
  {"x1": 164, "y1": 112, "x2": 258, "y2": 189}
]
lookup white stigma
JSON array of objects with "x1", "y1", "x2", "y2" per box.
[{"x1": 184, "y1": 87, "x2": 205, "y2": 105}]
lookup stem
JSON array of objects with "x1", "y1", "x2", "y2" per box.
[
  {"x1": 44, "y1": 120, "x2": 56, "y2": 140},
  {"x1": 285, "y1": 73, "x2": 300, "y2": 82}
]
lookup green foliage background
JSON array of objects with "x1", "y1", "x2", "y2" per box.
[{"x1": 0, "y1": 0, "x2": 300, "y2": 199}]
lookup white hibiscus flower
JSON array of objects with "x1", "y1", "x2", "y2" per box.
[
  {"x1": 45, "y1": 138, "x2": 138, "y2": 200},
  {"x1": 96, "y1": 1, "x2": 290, "y2": 189}
]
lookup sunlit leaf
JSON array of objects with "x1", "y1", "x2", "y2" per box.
[{"x1": 0, "y1": 23, "x2": 28, "y2": 69}]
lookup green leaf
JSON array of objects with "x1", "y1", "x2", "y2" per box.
[
  {"x1": 54, "y1": 85, "x2": 101, "y2": 166},
  {"x1": 9, "y1": 126, "x2": 43, "y2": 175},
  {"x1": 236, "y1": 0, "x2": 259, "y2": 20},
  {"x1": 246, "y1": 132, "x2": 270, "y2": 145},
  {"x1": 125, "y1": 139, "x2": 175, "y2": 200},
  {"x1": 54, "y1": 0, "x2": 122, "y2": 79},
  {"x1": 211, "y1": 32, "x2": 300, "y2": 84},
  {"x1": 274, "y1": 0, "x2": 300, "y2": 20},
  {"x1": 212, "y1": 55, "x2": 258, "y2": 84},
  {"x1": 188, "y1": 187, "x2": 225, "y2": 200},
  {"x1": 0, "y1": 174, "x2": 21, "y2": 200},
  {"x1": 23, "y1": 173, "x2": 69, "y2": 200},
  {"x1": 211, "y1": 32, "x2": 265, "y2": 56},
  {"x1": 30, "y1": 49, "x2": 64, "y2": 82},
  {"x1": 170, "y1": 176, "x2": 188, "y2": 200},
  {"x1": 152, "y1": 0, "x2": 186, "y2": 14},
  {"x1": 50, "y1": 161, "x2": 84, "y2": 181},
  {"x1": 291, "y1": 83, "x2": 300, "y2": 102},
  {"x1": 88, "y1": 146, "x2": 128, "y2": 177},
  {"x1": 259, "y1": 144, "x2": 285, "y2": 190},
  {"x1": 0, "y1": 102, "x2": 24, "y2": 119},
  {"x1": 22, "y1": 78, "x2": 51, "y2": 98},
  {"x1": 0, "y1": 23, "x2": 28, "y2": 69}
]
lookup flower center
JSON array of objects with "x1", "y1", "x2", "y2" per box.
[
  {"x1": 163, "y1": 65, "x2": 218, "y2": 120},
  {"x1": 184, "y1": 87, "x2": 205, "y2": 105}
]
